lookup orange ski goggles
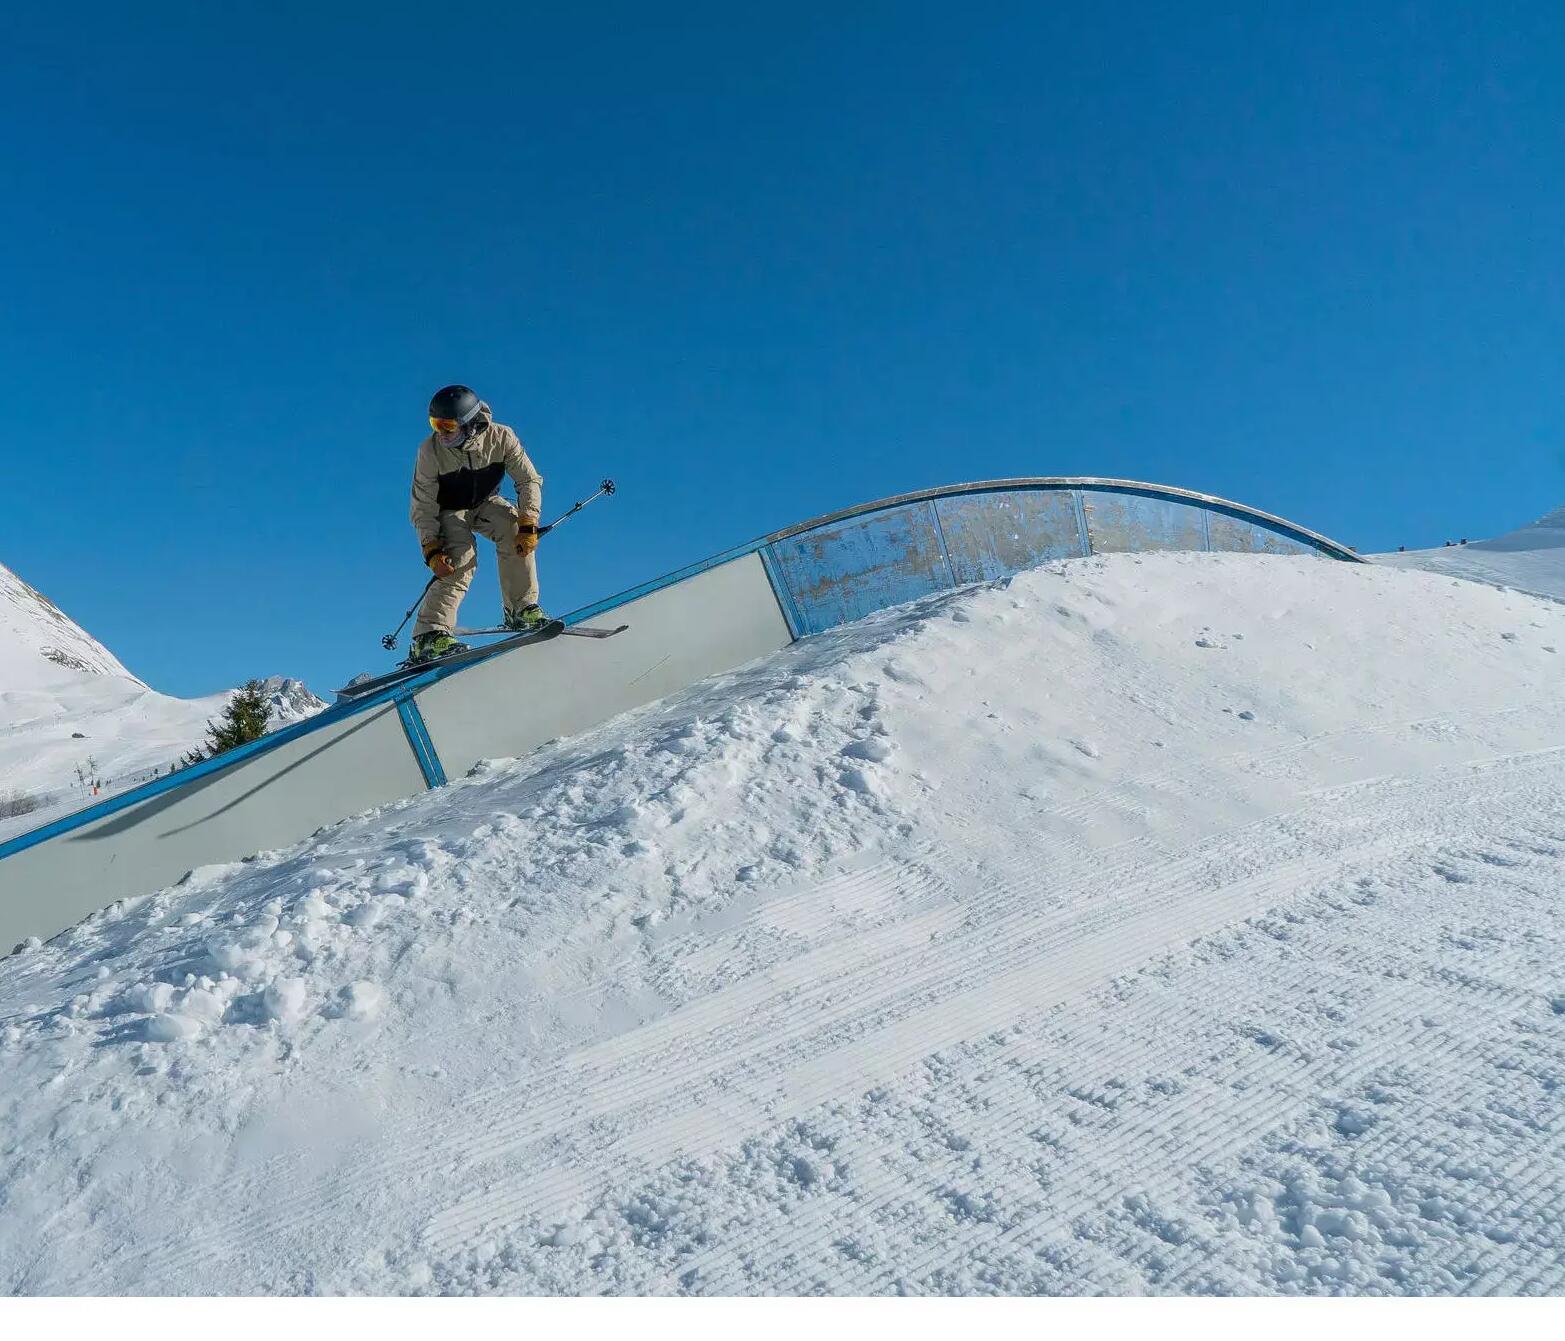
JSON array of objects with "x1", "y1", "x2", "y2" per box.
[{"x1": 429, "y1": 416, "x2": 461, "y2": 434}]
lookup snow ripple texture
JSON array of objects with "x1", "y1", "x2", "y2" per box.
[{"x1": 1, "y1": 552, "x2": 1562, "y2": 1295}]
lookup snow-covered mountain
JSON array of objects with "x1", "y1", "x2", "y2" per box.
[
  {"x1": 256, "y1": 676, "x2": 329, "y2": 729},
  {"x1": 0, "y1": 561, "x2": 324, "y2": 820},
  {"x1": 0, "y1": 561, "x2": 138, "y2": 684},
  {"x1": 2, "y1": 551, "x2": 1562, "y2": 1295}
]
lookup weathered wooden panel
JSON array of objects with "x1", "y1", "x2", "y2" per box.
[
  {"x1": 766, "y1": 502, "x2": 954, "y2": 635},
  {"x1": 1082, "y1": 489, "x2": 1210, "y2": 554},
  {"x1": 1206, "y1": 511, "x2": 1316, "y2": 556},
  {"x1": 933, "y1": 489, "x2": 1087, "y2": 584}
]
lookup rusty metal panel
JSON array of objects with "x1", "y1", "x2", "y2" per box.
[
  {"x1": 933, "y1": 488, "x2": 1087, "y2": 583},
  {"x1": 770, "y1": 477, "x2": 1361, "y2": 561},
  {"x1": 766, "y1": 501, "x2": 955, "y2": 635},
  {"x1": 1206, "y1": 510, "x2": 1317, "y2": 556},
  {"x1": 1081, "y1": 488, "x2": 1210, "y2": 554}
]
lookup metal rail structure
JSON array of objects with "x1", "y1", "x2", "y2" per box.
[{"x1": 0, "y1": 478, "x2": 1358, "y2": 950}]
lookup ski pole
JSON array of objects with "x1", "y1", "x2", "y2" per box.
[
  {"x1": 381, "y1": 562, "x2": 477, "y2": 650},
  {"x1": 535, "y1": 477, "x2": 616, "y2": 535}
]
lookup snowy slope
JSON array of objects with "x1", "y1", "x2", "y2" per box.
[
  {"x1": 0, "y1": 561, "x2": 325, "y2": 820},
  {"x1": 0, "y1": 560, "x2": 137, "y2": 683},
  {"x1": 1, "y1": 553, "x2": 1563, "y2": 1295},
  {"x1": 1377, "y1": 503, "x2": 1565, "y2": 602}
]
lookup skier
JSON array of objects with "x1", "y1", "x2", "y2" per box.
[{"x1": 408, "y1": 385, "x2": 551, "y2": 662}]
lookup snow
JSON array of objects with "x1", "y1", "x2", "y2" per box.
[
  {"x1": 1, "y1": 551, "x2": 1563, "y2": 1295},
  {"x1": 255, "y1": 676, "x2": 330, "y2": 730},
  {"x1": 0, "y1": 560, "x2": 138, "y2": 683},
  {"x1": 1378, "y1": 503, "x2": 1565, "y2": 603},
  {"x1": 0, "y1": 560, "x2": 325, "y2": 833}
]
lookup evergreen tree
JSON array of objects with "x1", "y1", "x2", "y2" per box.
[{"x1": 183, "y1": 680, "x2": 272, "y2": 766}]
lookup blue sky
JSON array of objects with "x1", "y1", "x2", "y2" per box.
[{"x1": 3, "y1": 2, "x2": 1563, "y2": 697}]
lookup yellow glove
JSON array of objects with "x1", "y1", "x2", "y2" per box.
[
  {"x1": 425, "y1": 548, "x2": 456, "y2": 578},
  {"x1": 515, "y1": 521, "x2": 541, "y2": 556}
]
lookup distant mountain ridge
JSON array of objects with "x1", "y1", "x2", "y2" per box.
[{"x1": 257, "y1": 676, "x2": 330, "y2": 729}]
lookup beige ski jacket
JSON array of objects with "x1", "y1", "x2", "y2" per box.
[{"x1": 409, "y1": 403, "x2": 543, "y2": 556}]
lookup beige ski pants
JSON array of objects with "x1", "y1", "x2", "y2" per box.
[{"x1": 414, "y1": 497, "x2": 539, "y2": 636}]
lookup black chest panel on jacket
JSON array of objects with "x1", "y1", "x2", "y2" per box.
[{"x1": 436, "y1": 461, "x2": 506, "y2": 511}]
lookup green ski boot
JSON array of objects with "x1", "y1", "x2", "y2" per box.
[
  {"x1": 408, "y1": 630, "x2": 467, "y2": 663},
  {"x1": 502, "y1": 604, "x2": 553, "y2": 633}
]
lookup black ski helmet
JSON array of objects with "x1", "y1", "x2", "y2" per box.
[{"x1": 428, "y1": 384, "x2": 482, "y2": 426}]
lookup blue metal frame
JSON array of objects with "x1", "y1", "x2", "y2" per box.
[
  {"x1": 395, "y1": 695, "x2": 447, "y2": 789},
  {"x1": 0, "y1": 627, "x2": 571, "y2": 861},
  {"x1": 1070, "y1": 491, "x2": 1092, "y2": 556},
  {"x1": 0, "y1": 691, "x2": 406, "y2": 860},
  {"x1": 558, "y1": 537, "x2": 766, "y2": 626},
  {"x1": 765, "y1": 478, "x2": 1361, "y2": 560},
  {"x1": 0, "y1": 476, "x2": 1358, "y2": 866},
  {"x1": 757, "y1": 545, "x2": 807, "y2": 640},
  {"x1": 563, "y1": 478, "x2": 1358, "y2": 629},
  {"x1": 925, "y1": 499, "x2": 959, "y2": 587}
]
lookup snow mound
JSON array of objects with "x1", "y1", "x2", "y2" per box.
[{"x1": 2, "y1": 552, "x2": 1564, "y2": 1295}]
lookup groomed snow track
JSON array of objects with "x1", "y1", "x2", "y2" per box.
[{"x1": 0, "y1": 478, "x2": 1357, "y2": 951}]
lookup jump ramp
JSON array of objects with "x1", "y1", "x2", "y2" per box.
[{"x1": 0, "y1": 478, "x2": 1358, "y2": 951}]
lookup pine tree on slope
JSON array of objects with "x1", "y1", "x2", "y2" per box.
[{"x1": 182, "y1": 680, "x2": 272, "y2": 766}]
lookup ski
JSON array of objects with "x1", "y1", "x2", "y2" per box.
[
  {"x1": 335, "y1": 620, "x2": 566, "y2": 700},
  {"x1": 454, "y1": 622, "x2": 629, "y2": 638}
]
